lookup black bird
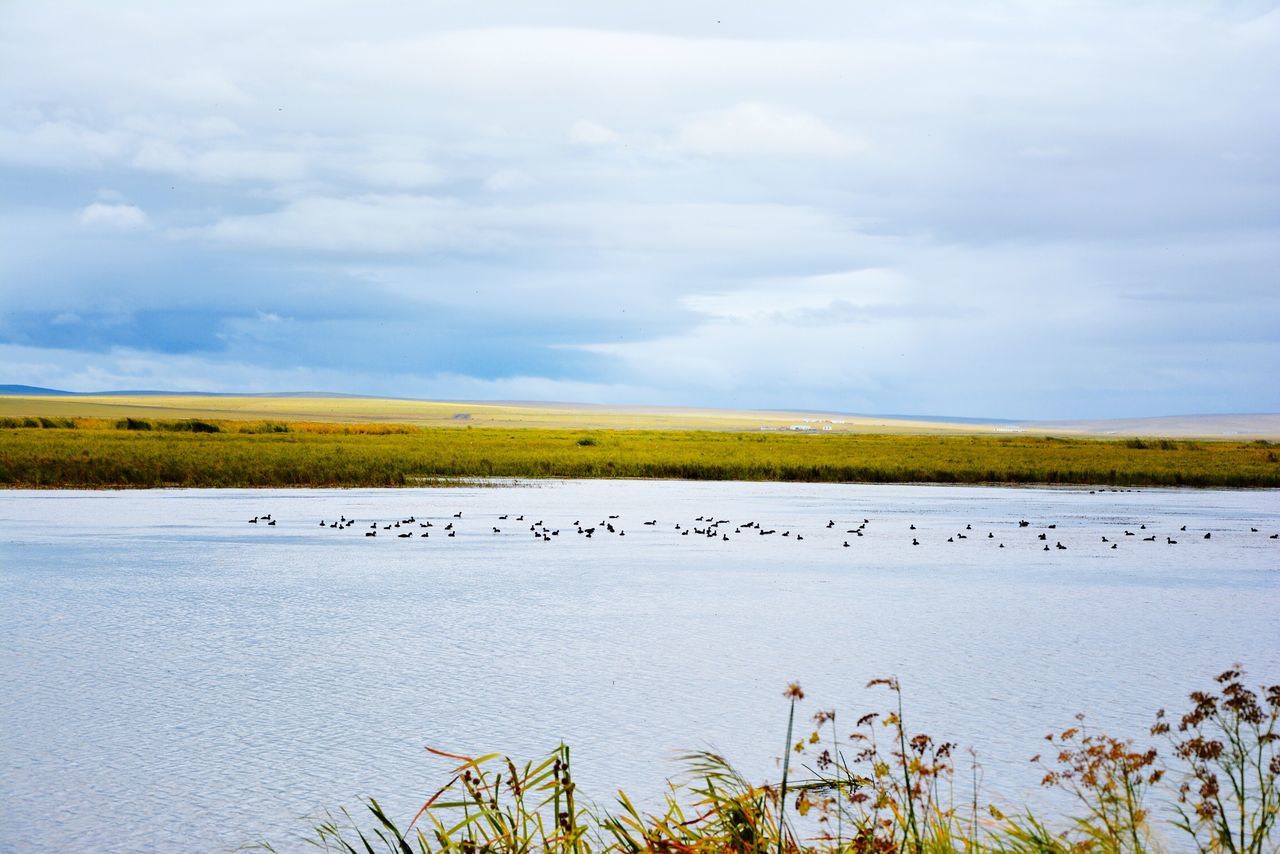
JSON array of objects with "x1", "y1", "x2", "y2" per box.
[
  {"x1": 1168, "y1": 537, "x2": 1177, "y2": 544},
  {"x1": 912, "y1": 538, "x2": 920, "y2": 546},
  {"x1": 454, "y1": 512, "x2": 462, "y2": 518},
  {"x1": 366, "y1": 530, "x2": 376, "y2": 537},
  {"x1": 1204, "y1": 532, "x2": 1211, "y2": 539},
  {"x1": 268, "y1": 519, "x2": 276, "y2": 526},
  {"x1": 827, "y1": 520, "x2": 834, "y2": 528},
  {"x1": 1180, "y1": 525, "x2": 1186, "y2": 531}
]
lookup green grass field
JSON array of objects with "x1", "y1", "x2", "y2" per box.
[{"x1": 2, "y1": 415, "x2": 1276, "y2": 488}]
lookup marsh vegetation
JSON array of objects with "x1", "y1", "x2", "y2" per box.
[
  {"x1": 278, "y1": 667, "x2": 1278, "y2": 853},
  {"x1": 1, "y1": 417, "x2": 1277, "y2": 488}
]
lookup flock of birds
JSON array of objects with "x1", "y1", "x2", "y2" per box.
[{"x1": 245, "y1": 510, "x2": 1280, "y2": 552}]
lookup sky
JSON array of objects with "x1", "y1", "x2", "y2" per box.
[{"x1": 1, "y1": 1, "x2": 1277, "y2": 420}]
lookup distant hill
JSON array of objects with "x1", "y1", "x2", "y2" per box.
[{"x1": 0, "y1": 384, "x2": 74, "y2": 395}]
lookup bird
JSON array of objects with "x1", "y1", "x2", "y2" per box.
[{"x1": 1204, "y1": 532, "x2": 1211, "y2": 539}]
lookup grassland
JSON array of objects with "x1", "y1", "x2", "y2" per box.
[
  {"x1": 2, "y1": 414, "x2": 1277, "y2": 488},
  {"x1": 0, "y1": 393, "x2": 1018, "y2": 433}
]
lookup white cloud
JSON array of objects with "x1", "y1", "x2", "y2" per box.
[
  {"x1": 132, "y1": 141, "x2": 308, "y2": 183},
  {"x1": 484, "y1": 168, "x2": 534, "y2": 191},
  {"x1": 673, "y1": 103, "x2": 865, "y2": 158},
  {"x1": 77, "y1": 202, "x2": 147, "y2": 230},
  {"x1": 192, "y1": 194, "x2": 486, "y2": 253},
  {"x1": 569, "y1": 119, "x2": 621, "y2": 146}
]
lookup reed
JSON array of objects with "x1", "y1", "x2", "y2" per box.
[
  {"x1": 265, "y1": 667, "x2": 1277, "y2": 853},
  {"x1": 2, "y1": 420, "x2": 1277, "y2": 488}
]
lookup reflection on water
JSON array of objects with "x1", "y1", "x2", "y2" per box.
[{"x1": 2, "y1": 481, "x2": 1277, "y2": 851}]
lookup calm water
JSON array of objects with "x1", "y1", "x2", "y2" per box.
[{"x1": 2, "y1": 481, "x2": 1278, "y2": 852}]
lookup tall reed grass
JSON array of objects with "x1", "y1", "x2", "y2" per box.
[{"x1": 266, "y1": 666, "x2": 1276, "y2": 852}]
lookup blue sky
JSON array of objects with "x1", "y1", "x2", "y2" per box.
[{"x1": 1, "y1": 1, "x2": 1277, "y2": 419}]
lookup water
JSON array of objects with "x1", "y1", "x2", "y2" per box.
[{"x1": 1, "y1": 481, "x2": 1277, "y2": 852}]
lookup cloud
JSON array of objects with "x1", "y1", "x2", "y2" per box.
[
  {"x1": 484, "y1": 168, "x2": 535, "y2": 192},
  {"x1": 77, "y1": 202, "x2": 147, "y2": 230},
  {"x1": 569, "y1": 119, "x2": 622, "y2": 146},
  {"x1": 673, "y1": 103, "x2": 864, "y2": 158},
  {"x1": 1, "y1": 2, "x2": 1277, "y2": 417}
]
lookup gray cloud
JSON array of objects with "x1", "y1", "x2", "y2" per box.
[{"x1": 0, "y1": 1, "x2": 1276, "y2": 418}]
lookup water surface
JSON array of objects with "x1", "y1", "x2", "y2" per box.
[{"x1": 2, "y1": 481, "x2": 1277, "y2": 851}]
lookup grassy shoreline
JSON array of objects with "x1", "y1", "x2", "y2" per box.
[{"x1": 2, "y1": 417, "x2": 1277, "y2": 488}]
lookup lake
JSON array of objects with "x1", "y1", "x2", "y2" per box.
[{"x1": 2, "y1": 481, "x2": 1277, "y2": 851}]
